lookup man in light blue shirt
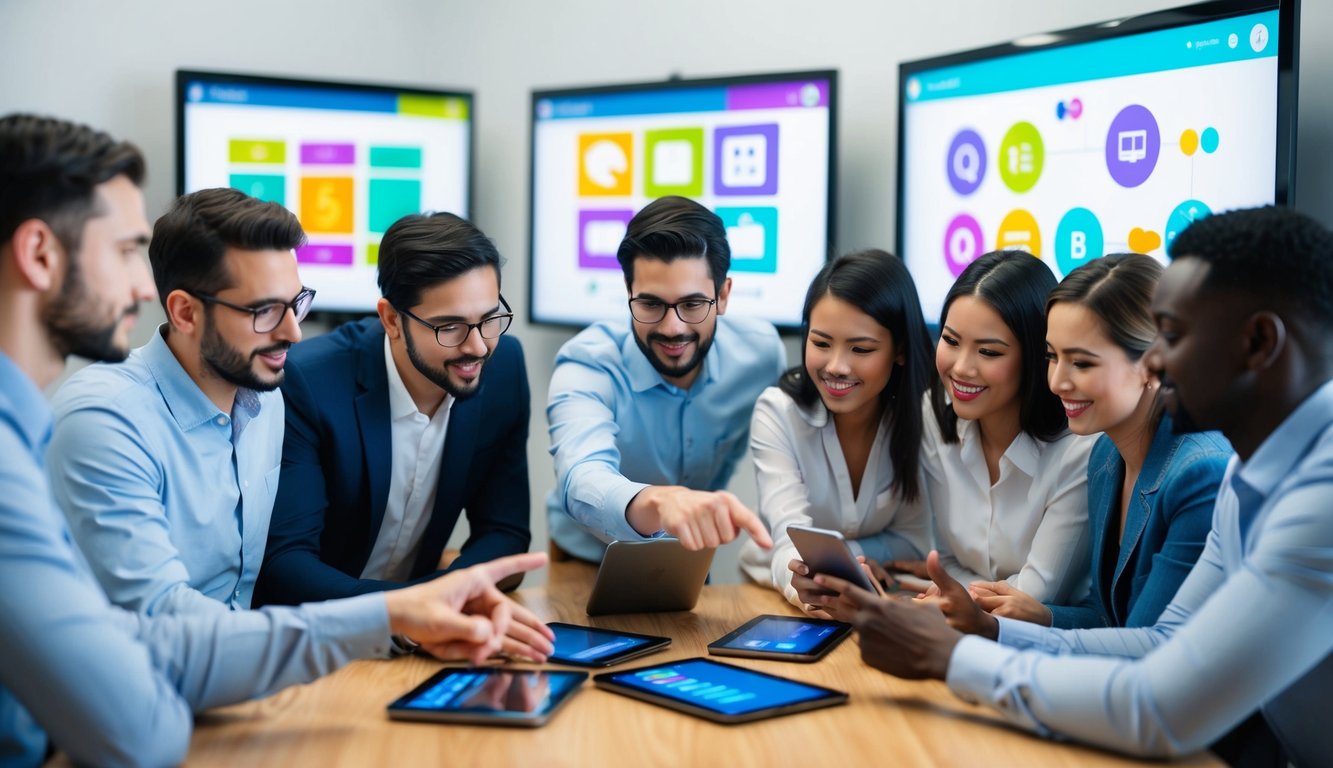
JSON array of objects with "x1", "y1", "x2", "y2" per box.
[
  {"x1": 0, "y1": 114, "x2": 552, "y2": 767},
  {"x1": 548, "y1": 196, "x2": 784, "y2": 561},
  {"x1": 816, "y1": 206, "x2": 1332, "y2": 766},
  {"x1": 48, "y1": 187, "x2": 309, "y2": 614}
]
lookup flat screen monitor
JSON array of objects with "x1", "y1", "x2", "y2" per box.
[
  {"x1": 529, "y1": 70, "x2": 837, "y2": 330},
  {"x1": 897, "y1": 0, "x2": 1299, "y2": 325},
  {"x1": 176, "y1": 70, "x2": 473, "y2": 314}
]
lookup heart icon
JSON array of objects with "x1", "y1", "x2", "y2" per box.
[{"x1": 1128, "y1": 227, "x2": 1162, "y2": 254}]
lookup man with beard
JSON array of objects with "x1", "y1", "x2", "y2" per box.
[
  {"x1": 48, "y1": 186, "x2": 308, "y2": 614},
  {"x1": 255, "y1": 211, "x2": 532, "y2": 606},
  {"x1": 0, "y1": 113, "x2": 553, "y2": 768},
  {"x1": 813, "y1": 207, "x2": 1332, "y2": 766},
  {"x1": 547, "y1": 195, "x2": 783, "y2": 562}
]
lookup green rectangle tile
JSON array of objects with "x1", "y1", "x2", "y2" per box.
[
  {"x1": 229, "y1": 174, "x2": 286, "y2": 206},
  {"x1": 228, "y1": 139, "x2": 285, "y2": 164},
  {"x1": 369, "y1": 146, "x2": 423, "y2": 169},
  {"x1": 366, "y1": 243, "x2": 380, "y2": 265},
  {"x1": 368, "y1": 178, "x2": 422, "y2": 234},
  {"x1": 397, "y1": 94, "x2": 468, "y2": 120}
]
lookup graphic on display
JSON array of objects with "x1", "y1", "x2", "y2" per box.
[
  {"x1": 899, "y1": 8, "x2": 1284, "y2": 324},
  {"x1": 181, "y1": 73, "x2": 472, "y2": 313},
  {"x1": 531, "y1": 74, "x2": 834, "y2": 328}
]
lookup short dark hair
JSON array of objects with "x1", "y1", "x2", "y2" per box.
[
  {"x1": 1047, "y1": 253, "x2": 1162, "y2": 362},
  {"x1": 149, "y1": 187, "x2": 304, "y2": 310},
  {"x1": 617, "y1": 196, "x2": 729, "y2": 295},
  {"x1": 376, "y1": 212, "x2": 502, "y2": 310},
  {"x1": 780, "y1": 249, "x2": 934, "y2": 502},
  {"x1": 933, "y1": 250, "x2": 1066, "y2": 443},
  {"x1": 0, "y1": 113, "x2": 145, "y2": 256},
  {"x1": 1169, "y1": 206, "x2": 1333, "y2": 329}
]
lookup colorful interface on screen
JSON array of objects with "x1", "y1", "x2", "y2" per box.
[
  {"x1": 552, "y1": 626, "x2": 653, "y2": 662},
  {"x1": 901, "y1": 10, "x2": 1280, "y2": 324},
  {"x1": 182, "y1": 77, "x2": 471, "y2": 312},
  {"x1": 610, "y1": 660, "x2": 827, "y2": 715},
  {"x1": 721, "y1": 618, "x2": 839, "y2": 653},
  {"x1": 401, "y1": 670, "x2": 579, "y2": 714},
  {"x1": 532, "y1": 77, "x2": 832, "y2": 327}
]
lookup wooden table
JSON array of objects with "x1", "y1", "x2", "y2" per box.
[{"x1": 181, "y1": 562, "x2": 1220, "y2": 767}]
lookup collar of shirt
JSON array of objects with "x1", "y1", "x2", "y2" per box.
[
  {"x1": 620, "y1": 324, "x2": 721, "y2": 394},
  {"x1": 1234, "y1": 378, "x2": 1333, "y2": 502},
  {"x1": 383, "y1": 334, "x2": 454, "y2": 421},
  {"x1": 0, "y1": 351, "x2": 53, "y2": 459},
  {"x1": 142, "y1": 325, "x2": 262, "y2": 433},
  {"x1": 957, "y1": 416, "x2": 1042, "y2": 478}
]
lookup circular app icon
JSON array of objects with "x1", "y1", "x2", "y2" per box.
[
  {"x1": 1105, "y1": 104, "x2": 1161, "y2": 188},
  {"x1": 998, "y1": 122, "x2": 1044, "y2": 193},
  {"x1": 944, "y1": 213, "x2": 984, "y2": 278},
  {"x1": 995, "y1": 208, "x2": 1042, "y2": 257},
  {"x1": 1200, "y1": 127, "x2": 1220, "y2": 154},
  {"x1": 947, "y1": 129, "x2": 987, "y2": 196},
  {"x1": 1054, "y1": 208, "x2": 1104, "y2": 277},
  {"x1": 1164, "y1": 199, "x2": 1212, "y2": 252}
]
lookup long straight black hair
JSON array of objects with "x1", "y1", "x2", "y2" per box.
[
  {"x1": 932, "y1": 250, "x2": 1066, "y2": 444},
  {"x1": 780, "y1": 249, "x2": 934, "y2": 502}
]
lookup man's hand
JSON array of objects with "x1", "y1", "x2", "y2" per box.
[
  {"x1": 969, "y1": 579, "x2": 1053, "y2": 626},
  {"x1": 919, "y1": 551, "x2": 1000, "y2": 640},
  {"x1": 384, "y1": 552, "x2": 556, "y2": 665},
  {"x1": 814, "y1": 569, "x2": 962, "y2": 681},
  {"x1": 627, "y1": 486, "x2": 774, "y2": 550}
]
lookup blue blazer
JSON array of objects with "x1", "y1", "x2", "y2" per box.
[
  {"x1": 1047, "y1": 414, "x2": 1232, "y2": 629},
  {"x1": 255, "y1": 318, "x2": 531, "y2": 605}
]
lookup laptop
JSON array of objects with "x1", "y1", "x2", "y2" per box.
[{"x1": 585, "y1": 539, "x2": 714, "y2": 616}]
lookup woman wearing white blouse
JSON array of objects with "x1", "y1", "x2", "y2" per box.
[
  {"x1": 889, "y1": 251, "x2": 1095, "y2": 605},
  {"x1": 740, "y1": 251, "x2": 937, "y2": 611}
]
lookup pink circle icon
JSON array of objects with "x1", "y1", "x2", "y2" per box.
[
  {"x1": 1068, "y1": 98, "x2": 1083, "y2": 119},
  {"x1": 944, "y1": 213, "x2": 984, "y2": 277}
]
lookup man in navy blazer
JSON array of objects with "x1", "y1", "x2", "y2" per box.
[{"x1": 256, "y1": 212, "x2": 531, "y2": 605}]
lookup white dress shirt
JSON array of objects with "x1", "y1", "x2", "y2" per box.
[
  {"x1": 360, "y1": 336, "x2": 453, "y2": 581},
  {"x1": 740, "y1": 387, "x2": 933, "y2": 604},
  {"x1": 921, "y1": 397, "x2": 1095, "y2": 603}
]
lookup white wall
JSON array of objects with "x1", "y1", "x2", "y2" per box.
[{"x1": 4, "y1": 0, "x2": 1331, "y2": 583}]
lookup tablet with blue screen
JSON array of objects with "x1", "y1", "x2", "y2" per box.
[
  {"x1": 387, "y1": 668, "x2": 586, "y2": 727},
  {"x1": 593, "y1": 657, "x2": 847, "y2": 723},
  {"x1": 708, "y1": 615, "x2": 851, "y2": 662},
  {"x1": 548, "y1": 622, "x2": 671, "y2": 667}
]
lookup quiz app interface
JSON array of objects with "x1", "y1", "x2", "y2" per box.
[
  {"x1": 182, "y1": 77, "x2": 471, "y2": 312},
  {"x1": 900, "y1": 10, "x2": 1280, "y2": 324},
  {"x1": 532, "y1": 77, "x2": 832, "y2": 327},
  {"x1": 614, "y1": 660, "x2": 825, "y2": 715},
  {"x1": 727, "y1": 619, "x2": 837, "y2": 653}
]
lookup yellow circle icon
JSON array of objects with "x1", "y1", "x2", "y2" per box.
[
  {"x1": 1180, "y1": 129, "x2": 1199, "y2": 157},
  {"x1": 995, "y1": 208, "x2": 1042, "y2": 258}
]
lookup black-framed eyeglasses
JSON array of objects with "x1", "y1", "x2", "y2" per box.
[
  {"x1": 628, "y1": 296, "x2": 717, "y2": 324},
  {"x1": 395, "y1": 294, "x2": 514, "y2": 348},
  {"x1": 188, "y1": 287, "x2": 316, "y2": 333}
]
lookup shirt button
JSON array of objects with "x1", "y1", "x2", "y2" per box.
[{"x1": 216, "y1": 416, "x2": 227, "y2": 426}]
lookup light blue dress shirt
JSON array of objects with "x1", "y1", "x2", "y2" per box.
[
  {"x1": 547, "y1": 315, "x2": 786, "y2": 561},
  {"x1": 47, "y1": 326, "x2": 283, "y2": 614},
  {"x1": 0, "y1": 350, "x2": 390, "y2": 768},
  {"x1": 946, "y1": 379, "x2": 1333, "y2": 765}
]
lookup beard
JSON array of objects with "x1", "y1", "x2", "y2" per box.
[
  {"x1": 403, "y1": 326, "x2": 490, "y2": 401},
  {"x1": 42, "y1": 254, "x2": 135, "y2": 363},
  {"x1": 200, "y1": 314, "x2": 289, "y2": 392},
  {"x1": 632, "y1": 326, "x2": 714, "y2": 381},
  {"x1": 1161, "y1": 374, "x2": 1203, "y2": 434}
]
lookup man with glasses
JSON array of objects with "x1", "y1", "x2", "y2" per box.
[
  {"x1": 547, "y1": 195, "x2": 784, "y2": 561},
  {"x1": 256, "y1": 211, "x2": 533, "y2": 606},
  {"x1": 49, "y1": 187, "x2": 311, "y2": 614}
]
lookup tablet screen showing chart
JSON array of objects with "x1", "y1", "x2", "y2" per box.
[
  {"x1": 548, "y1": 623, "x2": 670, "y2": 667},
  {"x1": 595, "y1": 657, "x2": 845, "y2": 722}
]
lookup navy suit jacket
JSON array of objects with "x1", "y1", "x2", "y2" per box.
[
  {"x1": 1046, "y1": 413, "x2": 1232, "y2": 629},
  {"x1": 256, "y1": 318, "x2": 531, "y2": 605}
]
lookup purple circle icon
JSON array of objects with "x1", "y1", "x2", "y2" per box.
[
  {"x1": 1105, "y1": 104, "x2": 1160, "y2": 188},
  {"x1": 946, "y1": 129, "x2": 986, "y2": 196},
  {"x1": 944, "y1": 213, "x2": 984, "y2": 277}
]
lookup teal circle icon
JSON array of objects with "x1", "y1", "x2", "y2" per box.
[
  {"x1": 1054, "y1": 208, "x2": 1104, "y2": 277},
  {"x1": 1200, "y1": 127, "x2": 1220, "y2": 154},
  {"x1": 1164, "y1": 200, "x2": 1212, "y2": 252},
  {"x1": 998, "y1": 121, "x2": 1045, "y2": 193}
]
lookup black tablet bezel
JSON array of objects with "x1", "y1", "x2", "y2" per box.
[
  {"x1": 592, "y1": 656, "x2": 848, "y2": 724},
  {"x1": 386, "y1": 667, "x2": 587, "y2": 727},
  {"x1": 707, "y1": 614, "x2": 851, "y2": 663},
  {"x1": 547, "y1": 622, "x2": 673, "y2": 667}
]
